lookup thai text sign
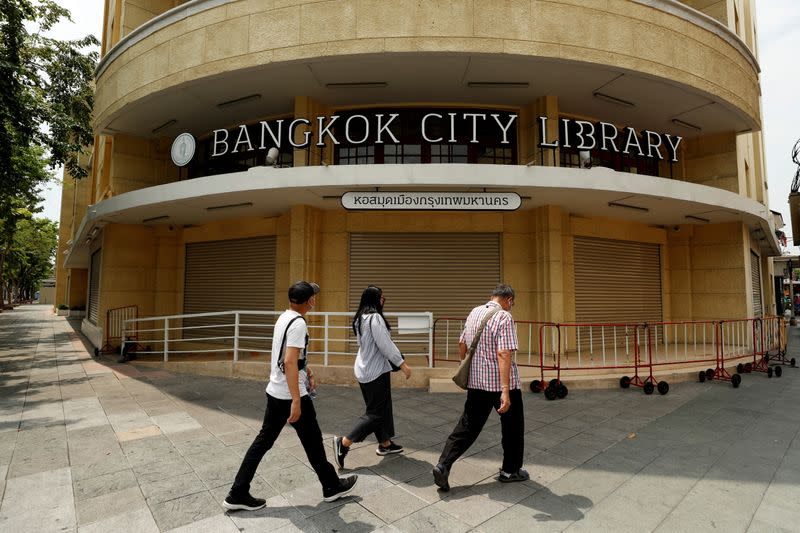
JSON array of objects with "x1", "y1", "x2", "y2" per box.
[{"x1": 341, "y1": 191, "x2": 521, "y2": 211}]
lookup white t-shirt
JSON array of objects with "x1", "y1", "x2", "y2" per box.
[{"x1": 266, "y1": 310, "x2": 309, "y2": 400}]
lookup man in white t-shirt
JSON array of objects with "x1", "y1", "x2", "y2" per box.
[{"x1": 223, "y1": 282, "x2": 358, "y2": 511}]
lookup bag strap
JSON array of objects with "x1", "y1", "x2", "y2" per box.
[
  {"x1": 467, "y1": 307, "x2": 502, "y2": 357},
  {"x1": 277, "y1": 315, "x2": 306, "y2": 373}
]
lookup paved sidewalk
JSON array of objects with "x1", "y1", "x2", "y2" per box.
[{"x1": 2, "y1": 305, "x2": 800, "y2": 532}]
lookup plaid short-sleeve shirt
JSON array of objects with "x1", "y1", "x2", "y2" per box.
[{"x1": 459, "y1": 301, "x2": 520, "y2": 392}]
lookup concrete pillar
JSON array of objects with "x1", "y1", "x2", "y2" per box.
[
  {"x1": 293, "y1": 97, "x2": 331, "y2": 167},
  {"x1": 529, "y1": 205, "x2": 565, "y2": 323}
]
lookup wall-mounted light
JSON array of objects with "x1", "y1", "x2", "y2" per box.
[
  {"x1": 142, "y1": 215, "x2": 170, "y2": 224},
  {"x1": 217, "y1": 94, "x2": 262, "y2": 109},
  {"x1": 89, "y1": 227, "x2": 100, "y2": 238},
  {"x1": 325, "y1": 82, "x2": 388, "y2": 89},
  {"x1": 593, "y1": 92, "x2": 636, "y2": 108},
  {"x1": 151, "y1": 119, "x2": 177, "y2": 134},
  {"x1": 685, "y1": 214, "x2": 710, "y2": 223},
  {"x1": 206, "y1": 202, "x2": 253, "y2": 212},
  {"x1": 608, "y1": 201, "x2": 649, "y2": 212},
  {"x1": 467, "y1": 82, "x2": 529, "y2": 88},
  {"x1": 671, "y1": 118, "x2": 702, "y2": 132}
]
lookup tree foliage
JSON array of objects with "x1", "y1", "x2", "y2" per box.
[
  {"x1": 4, "y1": 217, "x2": 58, "y2": 301},
  {"x1": 0, "y1": 0, "x2": 97, "y2": 305}
]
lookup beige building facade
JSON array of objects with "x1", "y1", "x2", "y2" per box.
[{"x1": 56, "y1": 0, "x2": 779, "y2": 356}]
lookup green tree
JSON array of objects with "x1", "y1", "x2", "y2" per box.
[
  {"x1": 0, "y1": 0, "x2": 97, "y2": 306},
  {"x1": 5, "y1": 217, "x2": 58, "y2": 302}
]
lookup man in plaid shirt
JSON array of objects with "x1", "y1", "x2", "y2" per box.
[{"x1": 433, "y1": 284, "x2": 527, "y2": 491}]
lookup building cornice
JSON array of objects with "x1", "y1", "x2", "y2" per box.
[{"x1": 94, "y1": 0, "x2": 760, "y2": 80}]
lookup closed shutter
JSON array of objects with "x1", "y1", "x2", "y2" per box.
[
  {"x1": 574, "y1": 237, "x2": 662, "y2": 324},
  {"x1": 751, "y1": 251, "x2": 762, "y2": 317},
  {"x1": 88, "y1": 249, "x2": 101, "y2": 324},
  {"x1": 349, "y1": 233, "x2": 501, "y2": 318},
  {"x1": 183, "y1": 236, "x2": 276, "y2": 342}
]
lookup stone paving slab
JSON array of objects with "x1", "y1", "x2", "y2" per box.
[{"x1": 3, "y1": 305, "x2": 800, "y2": 531}]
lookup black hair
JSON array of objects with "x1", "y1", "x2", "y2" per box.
[
  {"x1": 491, "y1": 283, "x2": 515, "y2": 299},
  {"x1": 352, "y1": 286, "x2": 390, "y2": 336}
]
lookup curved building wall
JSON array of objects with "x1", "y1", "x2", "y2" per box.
[
  {"x1": 93, "y1": 0, "x2": 761, "y2": 132},
  {"x1": 57, "y1": 0, "x2": 778, "y2": 348}
]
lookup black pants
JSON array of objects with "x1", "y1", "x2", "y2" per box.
[
  {"x1": 346, "y1": 371, "x2": 395, "y2": 444},
  {"x1": 231, "y1": 393, "x2": 339, "y2": 495},
  {"x1": 438, "y1": 388, "x2": 524, "y2": 473}
]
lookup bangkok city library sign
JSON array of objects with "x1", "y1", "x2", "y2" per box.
[{"x1": 171, "y1": 111, "x2": 682, "y2": 166}]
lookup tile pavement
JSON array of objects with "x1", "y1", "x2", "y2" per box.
[{"x1": 1, "y1": 305, "x2": 800, "y2": 531}]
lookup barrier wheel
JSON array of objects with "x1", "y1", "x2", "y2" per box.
[
  {"x1": 775, "y1": 365, "x2": 783, "y2": 378},
  {"x1": 544, "y1": 386, "x2": 557, "y2": 401},
  {"x1": 643, "y1": 382, "x2": 655, "y2": 395},
  {"x1": 792, "y1": 358, "x2": 796, "y2": 368},
  {"x1": 768, "y1": 367, "x2": 773, "y2": 378},
  {"x1": 530, "y1": 380, "x2": 541, "y2": 393},
  {"x1": 93, "y1": 347, "x2": 99, "y2": 358},
  {"x1": 549, "y1": 379, "x2": 559, "y2": 388},
  {"x1": 557, "y1": 384, "x2": 568, "y2": 399},
  {"x1": 657, "y1": 381, "x2": 669, "y2": 395},
  {"x1": 732, "y1": 373, "x2": 742, "y2": 388},
  {"x1": 744, "y1": 363, "x2": 752, "y2": 373},
  {"x1": 706, "y1": 369, "x2": 715, "y2": 381},
  {"x1": 698, "y1": 371, "x2": 706, "y2": 383},
  {"x1": 737, "y1": 363, "x2": 744, "y2": 374},
  {"x1": 620, "y1": 376, "x2": 631, "y2": 389}
]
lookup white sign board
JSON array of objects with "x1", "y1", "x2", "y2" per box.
[
  {"x1": 341, "y1": 191, "x2": 521, "y2": 211},
  {"x1": 397, "y1": 315, "x2": 430, "y2": 335}
]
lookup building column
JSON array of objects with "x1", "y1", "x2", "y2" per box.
[
  {"x1": 519, "y1": 96, "x2": 559, "y2": 167},
  {"x1": 529, "y1": 205, "x2": 565, "y2": 323},
  {"x1": 293, "y1": 97, "x2": 331, "y2": 167}
]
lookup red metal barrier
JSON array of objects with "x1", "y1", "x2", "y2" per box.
[
  {"x1": 433, "y1": 315, "x2": 788, "y2": 395},
  {"x1": 99, "y1": 305, "x2": 138, "y2": 355}
]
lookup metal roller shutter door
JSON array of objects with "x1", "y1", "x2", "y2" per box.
[
  {"x1": 349, "y1": 233, "x2": 501, "y2": 318},
  {"x1": 88, "y1": 249, "x2": 101, "y2": 324},
  {"x1": 751, "y1": 251, "x2": 762, "y2": 317},
  {"x1": 183, "y1": 236, "x2": 276, "y2": 340},
  {"x1": 574, "y1": 237, "x2": 662, "y2": 324}
]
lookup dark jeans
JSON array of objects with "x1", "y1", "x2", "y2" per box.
[
  {"x1": 346, "y1": 371, "x2": 395, "y2": 444},
  {"x1": 438, "y1": 387, "x2": 524, "y2": 473},
  {"x1": 231, "y1": 393, "x2": 339, "y2": 495}
]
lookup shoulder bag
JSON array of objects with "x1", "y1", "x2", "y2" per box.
[
  {"x1": 452, "y1": 307, "x2": 501, "y2": 390},
  {"x1": 277, "y1": 315, "x2": 308, "y2": 373}
]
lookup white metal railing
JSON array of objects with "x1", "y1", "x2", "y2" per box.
[
  {"x1": 434, "y1": 318, "x2": 764, "y2": 371},
  {"x1": 122, "y1": 310, "x2": 434, "y2": 367}
]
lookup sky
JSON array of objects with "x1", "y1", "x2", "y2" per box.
[{"x1": 36, "y1": 1, "x2": 800, "y2": 253}]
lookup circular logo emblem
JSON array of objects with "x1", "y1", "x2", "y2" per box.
[{"x1": 171, "y1": 133, "x2": 195, "y2": 167}]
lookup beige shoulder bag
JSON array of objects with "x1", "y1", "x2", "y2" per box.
[{"x1": 452, "y1": 307, "x2": 501, "y2": 390}]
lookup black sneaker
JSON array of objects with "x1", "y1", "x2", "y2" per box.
[
  {"x1": 333, "y1": 436, "x2": 349, "y2": 470},
  {"x1": 376, "y1": 441, "x2": 403, "y2": 456},
  {"x1": 432, "y1": 463, "x2": 450, "y2": 492},
  {"x1": 498, "y1": 468, "x2": 530, "y2": 483},
  {"x1": 222, "y1": 492, "x2": 266, "y2": 511},
  {"x1": 323, "y1": 475, "x2": 358, "y2": 502}
]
